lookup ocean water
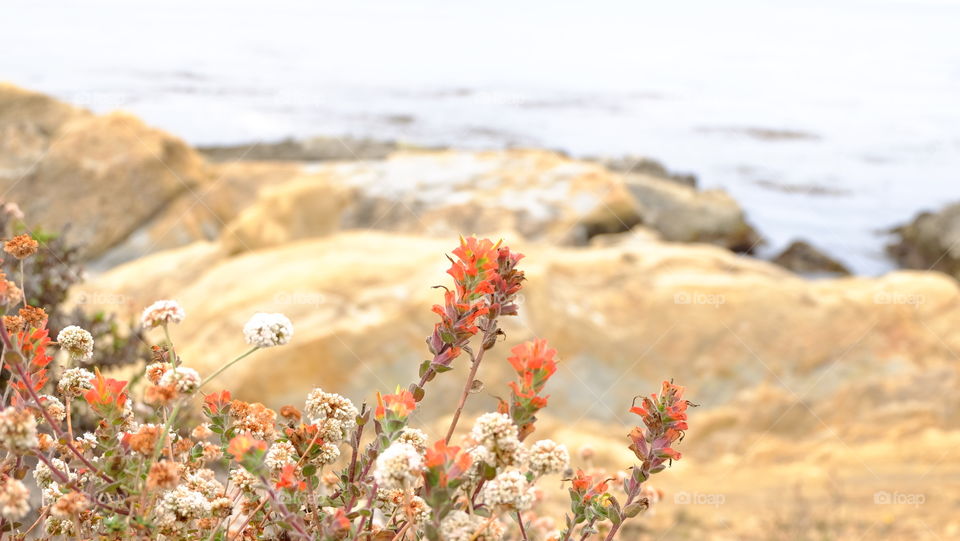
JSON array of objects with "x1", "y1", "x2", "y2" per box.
[{"x1": 3, "y1": 0, "x2": 960, "y2": 275}]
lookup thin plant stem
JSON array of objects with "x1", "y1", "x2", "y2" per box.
[{"x1": 199, "y1": 346, "x2": 258, "y2": 389}]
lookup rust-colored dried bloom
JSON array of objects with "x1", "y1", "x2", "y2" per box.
[
  {"x1": 125, "y1": 424, "x2": 162, "y2": 455},
  {"x1": 230, "y1": 401, "x2": 277, "y2": 440},
  {"x1": 3, "y1": 316, "x2": 24, "y2": 335},
  {"x1": 4, "y1": 234, "x2": 39, "y2": 259},
  {"x1": 280, "y1": 405, "x2": 302, "y2": 422},
  {"x1": 19, "y1": 306, "x2": 47, "y2": 330},
  {"x1": 147, "y1": 460, "x2": 180, "y2": 490},
  {"x1": 50, "y1": 491, "x2": 90, "y2": 518},
  {"x1": 191, "y1": 423, "x2": 213, "y2": 440},
  {"x1": 144, "y1": 384, "x2": 177, "y2": 406},
  {"x1": 0, "y1": 274, "x2": 21, "y2": 306}
]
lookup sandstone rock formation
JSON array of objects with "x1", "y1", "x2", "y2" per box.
[
  {"x1": 888, "y1": 202, "x2": 960, "y2": 279},
  {"x1": 0, "y1": 83, "x2": 209, "y2": 258}
]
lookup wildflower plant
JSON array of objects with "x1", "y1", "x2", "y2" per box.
[{"x1": 0, "y1": 234, "x2": 691, "y2": 540}]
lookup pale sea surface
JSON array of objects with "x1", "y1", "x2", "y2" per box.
[{"x1": 3, "y1": 0, "x2": 960, "y2": 275}]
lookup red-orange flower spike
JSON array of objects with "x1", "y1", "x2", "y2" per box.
[
  {"x1": 227, "y1": 434, "x2": 267, "y2": 459},
  {"x1": 504, "y1": 338, "x2": 558, "y2": 439},
  {"x1": 375, "y1": 387, "x2": 417, "y2": 420},
  {"x1": 424, "y1": 440, "x2": 472, "y2": 488},
  {"x1": 83, "y1": 368, "x2": 128, "y2": 413},
  {"x1": 276, "y1": 463, "x2": 306, "y2": 491},
  {"x1": 627, "y1": 379, "x2": 692, "y2": 476},
  {"x1": 204, "y1": 390, "x2": 232, "y2": 413}
]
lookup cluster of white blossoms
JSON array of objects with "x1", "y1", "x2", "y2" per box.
[
  {"x1": 0, "y1": 406, "x2": 37, "y2": 452},
  {"x1": 528, "y1": 439, "x2": 570, "y2": 476},
  {"x1": 468, "y1": 412, "x2": 527, "y2": 469},
  {"x1": 34, "y1": 457, "x2": 73, "y2": 488},
  {"x1": 264, "y1": 440, "x2": 299, "y2": 471},
  {"x1": 56, "y1": 325, "x2": 94, "y2": 362},
  {"x1": 440, "y1": 510, "x2": 506, "y2": 541},
  {"x1": 480, "y1": 468, "x2": 536, "y2": 511},
  {"x1": 373, "y1": 442, "x2": 424, "y2": 490},
  {"x1": 304, "y1": 388, "x2": 358, "y2": 437},
  {"x1": 376, "y1": 489, "x2": 431, "y2": 524},
  {"x1": 158, "y1": 367, "x2": 201, "y2": 394},
  {"x1": 396, "y1": 427, "x2": 428, "y2": 452},
  {"x1": 141, "y1": 299, "x2": 186, "y2": 328},
  {"x1": 0, "y1": 477, "x2": 30, "y2": 520},
  {"x1": 38, "y1": 394, "x2": 66, "y2": 423},
  {"x1": 57, "y1": 367, "x2": 94, "y2": 398},
  {"x1": 154, "y1": 485, "x2": 212, "y2": 527},
  {"x1": 243, "y1": 312, "x2": 294, "y2": 348},
  {"x1": 229, "y1": 468, "x2": 257, "y2": 492}
]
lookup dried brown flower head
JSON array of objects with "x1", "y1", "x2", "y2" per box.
[
  {"x1": 144, "y1": 384, "x2": 177, "y2": 406},
  {"x1": 3, "y1": 234, "x2": 39, "y2": 259},
  {"x1": 2, "y1": 316, "x2": 23, "y2": 335},
  {"x1": 19, "y1": 306, "x2": 47, "y2": 330},
  {"x1": 50, "y1": 491, "x2": 90, "y2": 518},
  {"x1": 280, "y1": 405, "x2": 302, "y2": 422},
  {"x1": 126, "y1": 424, "x2": 162, "y2": 455},
  {"x1": 146, "y1": 460, "x2": 179, "y2": 490}
]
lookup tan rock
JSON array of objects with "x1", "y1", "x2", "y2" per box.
[
  {"x1": 625, "y1": 173, "x2": 761, "y2": 252},
  {"x1": 0, "y1": 84, "x2": 209, "y2": 258},
  {"x1": 75, "y1": 232, "x2": 960, "y2": 449}
]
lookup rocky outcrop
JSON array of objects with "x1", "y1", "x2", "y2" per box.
[
  {"x1": 197, "y1": 136, "x2": 414, "y2": 162},
  {"x1": 75, "y1": 231, "x2": 960, "y2": 451},
  {"x1": 888, "y1": 202, "x2": 960, "y2": 279},
  {"x1": 624, "y1": 173, "x2": 762, "y2": 252},
  {"x1": 772, "y1": 240, "x2": 850, "y2": 275},
  {"x1": 117, "y1": 149, "x2": 759, "y2": 258},
  {"x1": 0, "y1": 84, "x2": 209, "y2": 258}
]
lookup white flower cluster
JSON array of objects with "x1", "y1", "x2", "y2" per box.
[
  {"x1": 159, "y1": 367, "x2": 201, "y2": 394},
  {"x1": 34, "y1": 457, "x2": 72, "y2": 488},
  {"x1": 396, "y1": 427, "x2": 428, "y2": 453},
  {"x1": 0, "y1": 477, "x2": 29, "y2": 520},
  {"x1": 264, "y1": 440, "x2": 299, "y2": 471},
  {"x1": 45, "y1": 518, "x2": 75, "y2": 537},
  {"x1": 468, "y1": 412, "x2": 526, "y2": 470},
  {"x1": 154, "y1": 485, "x2": 211, "y2": 527},
  {"x1": 141, "y1": 300, "x2": 186, "y2": 328},
  {"x1": 376, "y1": 489, "x2": 431, "y2": 524},
  {"x1": 243, "y1": 312, "x2": 293, "y2": 348},
  {"x1": 479, "y1": 468, "x2": 535, "y2": 511},
  {"x1": 57, "y1": 367, "x2": 94, "y2": 398},
  {"x1": 440, "y1": 510, "x2": 505, "y2": 541},
  {"x1": 38, "y1": 394, "x2": 66, "y2": 423},
  {"x1": 56, "y1": 325, "x2": 94, "y2": 362},
  {"x1": 528, "y1": 439, "x2": 570, "y2": 476},
  {"x1": 304, "y1": 388, "x2": 358, "y2": 438},
  {"x1": 373, "y1": 442, "x2": 424, "y2": 490},
  {"x1": 313, "y1": 442, "x2": 341, "y2": 465},
  {"x1": 184, "y1": 469, "x2": 225, "y2": 500},
  {"x1": 229, "y1": 468, "x2": 257, "y2": 492},
  {"x1": 0, "y1": 406, "x2": 37, "y2": 452}
]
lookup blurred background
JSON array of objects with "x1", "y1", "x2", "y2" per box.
[{"x1": 2, "y1": 0, "x2": 960, "y2": 539}]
